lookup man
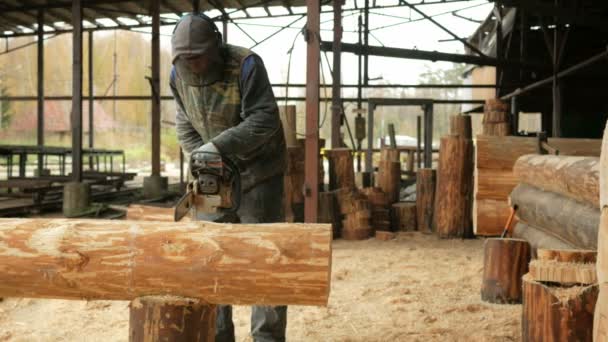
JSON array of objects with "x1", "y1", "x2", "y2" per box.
[{"x1": 170, "y1": 13, "x2": 287, "y2": 342}]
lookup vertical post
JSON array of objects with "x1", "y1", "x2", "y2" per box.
[
  {"x1": 192, "y1": 0, "x2": 199, "y2": 12},
  {"x1": 423, "y1": 104, "x2": 433, "y2": 168},
  {"x1": 494, "y1": 4, "x2": 502, "y2": 97},
  {"x1": 37, "y1": 9, "x2": 44, "y2": 175},
  {"x1": 363, "y1": 0, "x2": 369, "y2": 87},
  {"x1": 519, "y1": 9, "x2": 527, "y2": 82},
  {"x1": 331, "y1": 0, "x2": 342, "y2": 149},
  {"x1": 416, "y1": 115, "x2": 421, "y2": 169},
  {"x1": 552, "y1": 2, "x2": 562, "y2": 137},
  {"x1": 222, "y1": 18, "x2": 228, "y2": 43},
  {"x1": 151, "y1": 0, "x2": 161, "y2": 176},
  {"x1": 304, "y1": 0, "x2": 320, "y2": 223},
  {"x1": 71, "y1": 0, "x2": 83, "y2": 182},
  {"x1": 179, "y1": 148, "x2": 184, "y2": 186},
  {"x1": 357, "y1": 15, "x2": 362, "y2": 111},
  {"x1": 511, "y1": 96, "x2": 519, "y2": 135},
  {"x1": 365, "y1": 102, "x2": 374, "y2": 173},
  {"x1": 88, "y1": 30, "x2": 94, "y2": 170}
]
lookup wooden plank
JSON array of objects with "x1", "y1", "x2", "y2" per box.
[
  {"x1": 476, "y1": 168, "x2": 518, "y2": 200},
  {"x1": 0, "y1": 218, "x2": 331, "y2": 306},
  {"x1": 475, "y1": 135, "x2": 537, "y2": 170}
]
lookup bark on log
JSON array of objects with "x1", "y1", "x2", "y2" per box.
[
  {"x1": 434, "y1": 135, "x2": 474, "y2": 238},
  {"x1": 510, "y1": 184, "x2": 599, "y2": 249},
  {"x1": 522, "y1": 274, "x2": 598, "y2": 342},
  {"x1": 512, "y1": 221, "x2": 576, "y2": 256},
  {"x1": 416, "y1": 168, "x2": 436, "y2": 233},
  {"x1": 449, "y1": 115, "x2": 472, "y2": 139},
  {"x1": 129, "y1": 296, "x2": 216, "y2": 342},
  {"x1": 481, "y1": 238, "x2": 531, "y2": 304},
  {"x1": 514, "y1": 154, "x2": 600, "y2": 208},
  {"x1": 378, "y1": 160, "x2": 401, "y2": 204},
  {"x1": 391, "y1": 202, "x2": 416, "y2": 232},
  {"x1": 0, "y1": 218, "x2": 331, "y2": 305},
  {"x1": 126, "y1": 205, "x2": 190, "y2": 222},
  {"x1": 326, "y1": 148, "x2": 355, "y2": 190},
  {"x1": 279, "y1": 105, "x2": 297, "y2": 147}
]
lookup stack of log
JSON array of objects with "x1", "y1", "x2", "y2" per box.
[
  {"x1": 482, "y1": 99, "x2": 511, "y2": 136},
  {"x1": 433, "y1": 115, "x2": 474, "y2": 239},
  {"x1": 474, "y1": 135, "x2": 601, "y2": 236},
  {"x1": 510, "y1": 155, "x2": 600, "y2": 252},
  {"x1": 335, "y1": 188, "x2": 372, "y2": 240},
  {"x1": 361, "y1": 187, "x2": 391, "y2": 232},
  {"x1": 522, "y1": 249, "x2": 598, "y2": 342},
  {"x1": 377, "y1": 148, "x2": 401, "y2": 204},
  {"x1": 595, "y1": 123, "x2": 608, "y2": 340}
]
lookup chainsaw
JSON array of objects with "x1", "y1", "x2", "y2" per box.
[{"x1": 174, "y1": 151, "x2": 241, "y2": 223}]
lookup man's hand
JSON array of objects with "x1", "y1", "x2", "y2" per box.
[{"x1": 191, "y1": 142, "x2": 220, "y2": 165}]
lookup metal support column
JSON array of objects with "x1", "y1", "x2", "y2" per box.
[
  {"x1": 151, "y1": 0, "x2": 161, "y2": 176},
  {"x1": 365, "y1": 103, "x2": 374, "y2": 173},
  {"x1": 494, "y1": 4, "x2": 502, "y2": 97},
  {"x1": 552, "y1": 5, "x2": 562, "y2": 137},
  {"x1": 37, "y1": 9, "x2": 44, "y2": 175},
  {"x1": 331, "y1": 0, "x2": 342, "y2": 148},
  {"x1": 363, "y1": 0, "x2": 369, "y2": 86},
  {"x1": 88, "y1": 30, "x2": 94, "y2": 170},
  {"x1": 423, "y1": 104, "x2": 433, "y2": 168},
  {"x1": 222, "y1": 19, "x2": 228, "y2": 43},
  {"x1": 304, "y1": 0, "x2": 320, "y2": 223},
  {"x1": 416, "y1": 115, "x2": 421, "y2": 169},
  {"x1": 71, "y1": 0, "x2": 83, "y2": 182}
]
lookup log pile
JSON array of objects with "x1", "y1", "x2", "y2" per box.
[
  {"x1": 361, "y1": 187, "x2": 391, "y2": 232},
  {"x1": 482, "y1": 99, "x2": 511, "y2": 136},
  {"x1": 522, "y1": 249, "x2": 599, "y2": 342},
  {"x1": 474, "y1": 135, "x2": 601, "y2": 236},
  {"x1": 434, "y1": 134, "x2": 474, "y2": 238},
  {"x1": 335, "y1": 188, "x2": 372, "y2": 240}
]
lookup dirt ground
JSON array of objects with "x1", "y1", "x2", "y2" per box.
[{"x1": 0, "y1": 232, "x2": 521, "y2": 342}]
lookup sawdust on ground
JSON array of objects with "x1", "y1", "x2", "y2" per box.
[{"x1": 0, "y1": 232, "x2": 521, "y2": 342}]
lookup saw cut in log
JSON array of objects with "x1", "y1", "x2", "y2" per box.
[
  {"x1": 481, "y1": 238, "x2": 531, "y2": 304},
  {"x1": 512, "y1": 221, "x2": 576, "y2": 255},
  {"x1": 528, "y1": 260, "x2": 596, "y2": 285},
  {"x1": 514, "y1": 154, "x2": 599, "y2": 208},
  {"x1": 129, "y1": 296, "x2": 216, "y2": 342},
  {"x1": 510, "y1": 183, "x2": 599, "y2": 249},
  {"x1": 434, "y1": 135, "x2": 474, "y2": 239},
  {"x1": 0, "y1": 218, "x2": 331, "y2": 306},
  {"x1": 416, "y1": 168, "x2": 436, "y2": 233},
  {"x1": 126, "y1": 205, "x2": 190, "y2": 222},
  {"x1": 522, "y1": 274, "x2": 598, "y2": 342}
]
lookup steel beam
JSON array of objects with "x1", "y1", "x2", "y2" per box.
[
  {"x1": 71, "y1": 0, "x2": 84, "y2": 182},
  {"x1": 331, "y1": 0, "x2": 342, "y2": 149},
  {"x1": 88, "y1": 31, "x2": 94, "y2": 168},
  {"x1": 304, "y1": 0, "x2": 320, "y2": 223},
  {"x1": 37, "y1": 10, "x2": 44, "y2": 175},
  {"x1": 151, "y1": 0, "x2": 161, "y2": 177}
]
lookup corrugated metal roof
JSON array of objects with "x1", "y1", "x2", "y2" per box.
[{"x1": 0, "y1": 0, "x2": 310, "y2": 36}]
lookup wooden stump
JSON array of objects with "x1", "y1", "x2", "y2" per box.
[
  {"x1": 129, "y1": 296, "x2": 216, "y2": 342},
  {"x1": 522, "y1": 274, "x2": 598, "y2": 342},
  {"x1": 378, "y1": 160, "x2": 401, "y2": 204},
  {"x1": 416, "y1": 168, "x2": 436, "y2": 233},
  {"x1": 449, "y1": 115, "x2": 472, "y2": 139},
  {"x1": 434, "y1": 135, "x2": 474, "y2": 238},
  {"x1": 391, "y1": 202, "x2": 417, "y2": 231},
  {"x1": 481, "y1": 238, "x2": 531, "y2": 304},
  {"x1": 326, "y1": 148, "x2": 355, "y2": 190},
  {"x1": 318, "y1": 191, "x2": 339, "y2": 239}
]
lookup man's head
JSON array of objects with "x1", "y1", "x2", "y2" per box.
[{"x1": 171, "y1": 14, "x2": 224, "y2": 86}]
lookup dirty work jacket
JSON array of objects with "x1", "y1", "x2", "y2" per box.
[{"x1": 170, "y1": 44, "x2": 286, "y2": 192}]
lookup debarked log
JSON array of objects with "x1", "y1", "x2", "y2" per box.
[{"x1": 0, "y1": 218, "x2": 332, "y2": 306}]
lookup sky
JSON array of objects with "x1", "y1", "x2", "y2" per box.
[{"x1": 98, "y1": 0, "x2": 494, "y2": 93}]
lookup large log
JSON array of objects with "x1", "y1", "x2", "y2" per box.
[
  {"x1": 0, "y1": 218, "x2": 331, "y2": 305},
  {"x1": 522, "y1": 274, "x2": 598, "y2": 342},
  {"x1": 475, "y1": 135, "x2": 538, "y2": 170},
  {"x1": 510, "y1": 183, "x2": 599, "y2": 249},
  {"x1": 391, "y1": 202, "x2": 416, "y2": 232},
  {"x1": 129, "y1": 296, "x2": 216, "y2": 342},
  {"x1": 416, "y1": 168, "x2": 436, "y2": 233},
  {"x1": 514, "y1": 154, "x2": 600, "y2": 208},
  {"x1": 326, "y1": 148, "x2": 355, "y2": 190},
  {"x1": 434, "y1": 135, "x2": 474, "y2": 238},
  {"x1": 481, "y1": 238, "x2": 531, "y2": 304},
  {"x1": 378, "y1": 160, "x2": 401, "y2": 204},
  {"x1": 512, "y1": 221, "x2": 576, "y2": 255}
]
